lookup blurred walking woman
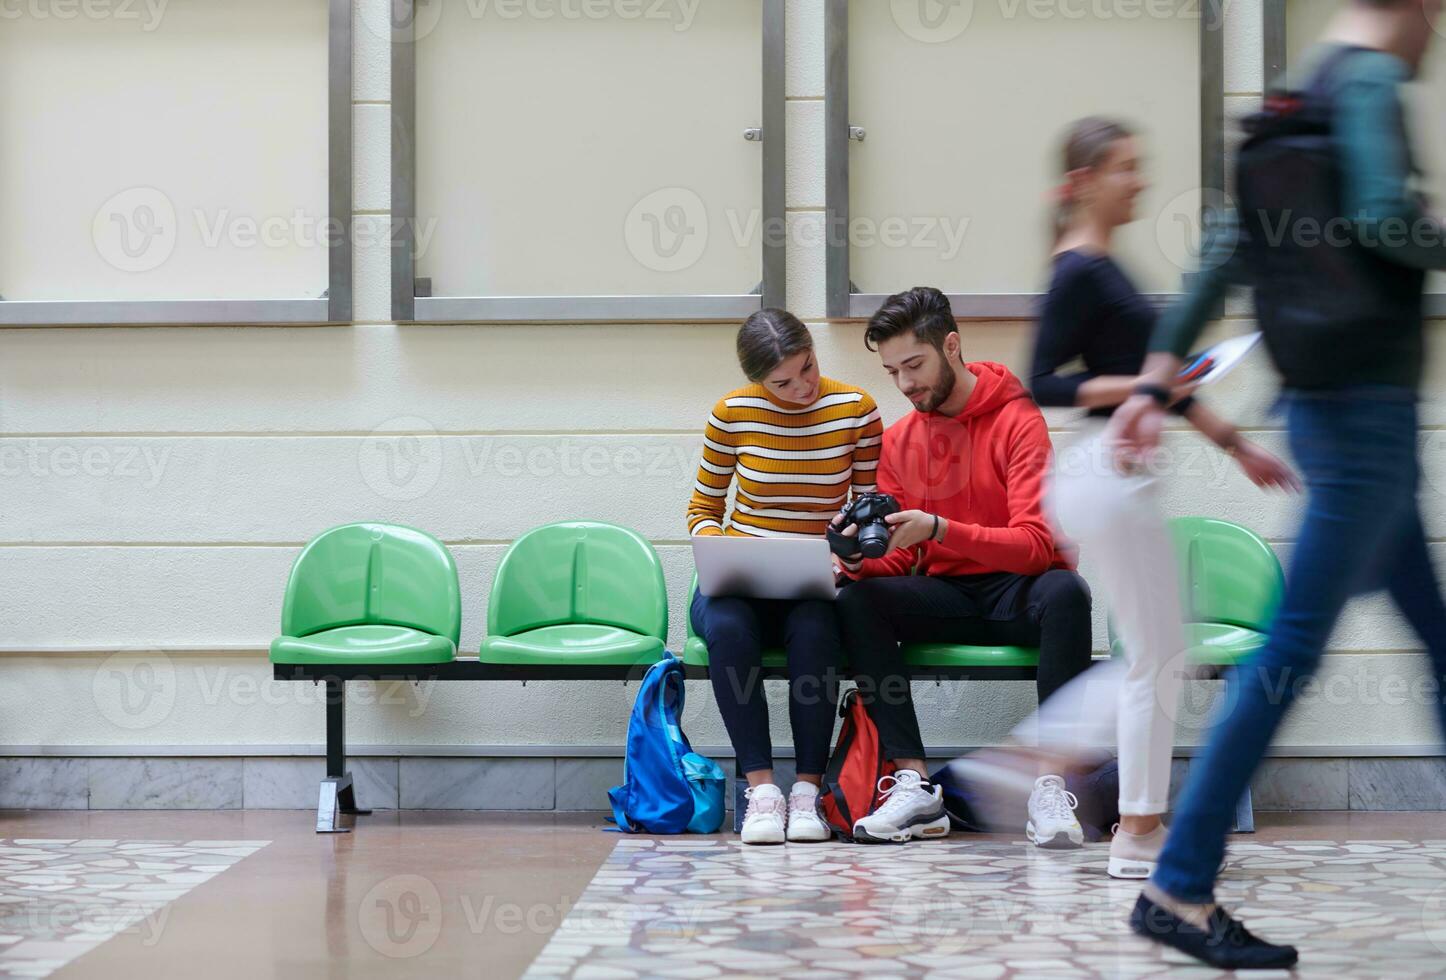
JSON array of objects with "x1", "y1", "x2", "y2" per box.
[
  {"x1": 687, "y1": 309, "x2": 883, "y2": 844},
  {"x1": 1029, "y1": 118, "x2": 1297, "y2": 877}
]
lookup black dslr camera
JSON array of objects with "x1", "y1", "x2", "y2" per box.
[{"x1": 827, "y1": 492, "x2": 901, "y2": 560}]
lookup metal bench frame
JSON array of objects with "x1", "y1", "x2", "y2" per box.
[{"x1": 273, "y1": 660, "x2": 1252, "y2": 835}]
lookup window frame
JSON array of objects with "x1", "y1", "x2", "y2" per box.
[
  {"x1": 0, "y1": 0, "x2": 353, "y2": 327},
  {"x1": 389, "y1": 0, "x2": 787, "y2": 324},
  {"x1": 824, "y1": 0, "x2": 1227, "y2": 321}
]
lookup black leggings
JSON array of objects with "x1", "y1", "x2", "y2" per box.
[
  {"x1": 691, "y1": 592, "x2": 843, "y2": 776},
  {"x1": 836, "y1": 571, "x2": 1093, "y2": 762}
]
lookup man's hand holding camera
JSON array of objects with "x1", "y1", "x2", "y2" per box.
[
  {"x1": 829, "y1": 493, "x2": 946, "y2": 579},
  {"x1": 880, "y1": 510, "x2": 946, "y2": 554}
]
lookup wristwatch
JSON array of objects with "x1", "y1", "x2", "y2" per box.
[{"x1": 1134, "y1": 383, "x2": 1171, "y2": 407}]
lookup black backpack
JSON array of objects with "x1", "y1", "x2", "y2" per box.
[{"x1": 1235, "y1": 45, "x2": 1426, "y2": 390}]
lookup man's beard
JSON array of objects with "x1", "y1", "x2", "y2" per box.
[{"x1": 912, "y1": 361, "x2": 957, "y2": 414}]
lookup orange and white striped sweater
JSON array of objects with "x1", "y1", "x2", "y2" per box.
[{"x1": 687, "y1": 376, "x2": 884, "y2": 538}]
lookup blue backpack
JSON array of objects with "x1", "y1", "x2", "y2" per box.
[{"x1": 609, "y1": 654, "x2": 726, "y2": 834}]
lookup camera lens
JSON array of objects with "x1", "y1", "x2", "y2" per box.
[{"x1": 859, "y1": 522, "x2": 891, "y2": 559}]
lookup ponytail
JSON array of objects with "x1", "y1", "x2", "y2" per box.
[{"x1": 1051, "y1": 117, "x2": 1134, "y2": 248}]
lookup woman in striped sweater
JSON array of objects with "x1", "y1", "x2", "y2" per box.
[{"x1": 687, "y1": 309, "x2": 883, "y2": 844}]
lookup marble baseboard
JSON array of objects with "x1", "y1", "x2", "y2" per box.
[
  {"x1": 243, "y1": 758, "x2": 401, "y2": 810},
  {"x1": 1348, "y1": 758, "x2": 1446, "y2": 810},
  {"x1": 0, "y1": 755, "x2": 1442, "y2": 812},
  {"x1": 0, "y1": 758, "x2": 89, "y2": 809},
  {"x1": 90, "y1": 758, "x2": 244, "y2": 810},
  {"x1": 399, "y1": 757, "x2": 557, "y2": 810},
  {"x1": 556, "y1": 758, "x2": 623, "y2": 812}
]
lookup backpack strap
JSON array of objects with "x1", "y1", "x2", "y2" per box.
[
  {"x1": 608, "y1": 784, "x2": 635, "y2": 833},
  {"x1": 608, "y1": 655, "x2": 674, "y2": 833},
  {"x1": 656, "y1": 655, "x2": 691, "y2": 777}
]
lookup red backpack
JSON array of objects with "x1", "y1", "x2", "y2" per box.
[{"x1": 819, "y1": 689, "x2": 896, "y2": 840}]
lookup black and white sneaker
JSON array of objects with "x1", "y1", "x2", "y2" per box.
[
  {"x1": 1129, "y1": 892, "x2": 1299, "y2": 970},
  {"x1": 851, "y1": 771, "x2": 950, "y2": 844}
]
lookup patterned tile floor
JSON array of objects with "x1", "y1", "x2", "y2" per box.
[
  {"x1": 0, "y1": 839, "x2": 267, "y2": 979},
  {"x1": 526, "y1": 837, "x2": 1446, "y2": 978}
]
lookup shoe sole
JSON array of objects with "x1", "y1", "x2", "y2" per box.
[
  {"x1": 785, "y1": 829, "x2": 833, "y2": 843},
  {"x1": 740, "y1": 827, "x2": 785, "y2": 845},
  {"x1": 851, "y1": 813, "x2": 951, "y2": 845},
  {"x1": 1026, "y1": 824, "x2": 1083, "y2": 850},
  {"x1": 1108, "y1": 855, "x2": 1157, "y2": 879}
]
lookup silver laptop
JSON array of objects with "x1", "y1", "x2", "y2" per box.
[{"x1": 692, "y1": 535, "x2": 839, "y2": 602}]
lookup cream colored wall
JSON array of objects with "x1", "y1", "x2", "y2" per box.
[
  {"x1": 415, "y1": 0, "x2": 763, "y2": 296},
  {"x1": 0, "y1": 0, "x2": 330, "y2": 301},
  {"x1": 1, "y1": 0, "x2": 1444, "y2": 754},
  {"x1": 850, "y1": 0, "x2": 1200, "y2": 294}
]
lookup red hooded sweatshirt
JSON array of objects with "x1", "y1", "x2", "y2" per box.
[{"x1": 850, "y1": 361, "x2": 1072, "y2": 580}]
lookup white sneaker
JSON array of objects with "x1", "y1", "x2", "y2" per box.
[
  {"x1": 739, "y1": 784, "x2": 786, "y2": 845},
  {"x1": 1026, "y1": 774, "x2": 1083, "y2": 849},
  {"x1": 850, "y1": 770, "x2": 951, "y2": 844},
  {"x1": 785, "y1": 783, "x2": 831, "y2": 843}
]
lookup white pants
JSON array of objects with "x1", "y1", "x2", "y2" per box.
[{"x1": 1025, "y1": 428, "x2": 1188, "y2": 816}]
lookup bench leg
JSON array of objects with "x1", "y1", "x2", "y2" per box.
[
  {"x1": 1232, "y1": 784, "x2": 1256, "y2": 834},
  {"x1": 317, "y1": 678, "x2": 371, "y2": 834},
  {"x1": 317, "y1": 775, "x2": 353, "y2": 833}
]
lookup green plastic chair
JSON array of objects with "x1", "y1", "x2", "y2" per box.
[
  {"x1": 684, "y1": 575, "x2": 1040, "y2": 671},
  {"x1": 270, "y1": 523, "x2": 461, "y2": 666},
  {"x1": 900, "y1": 642, "x2": 1041, "y2": 669},
  {"x1": 479, "y1": 522, "x2": 668, "y2": 666},
  {"x1": 1110, "y1": 517, "x2": 1285, "y2": 667}
]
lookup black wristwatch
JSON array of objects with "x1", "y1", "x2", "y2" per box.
[{"x1": 1134, "y1": 383, "x2": 1171, "y2": 407}]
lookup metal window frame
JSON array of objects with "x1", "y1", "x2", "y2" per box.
[
  {"x1": 825, "y1": 0, "x2": 1227, "y2": 321},
  {"x1": 1264, "y1": 0, "x2": 1446, "y2": 317},
  {"x1": 0, "y1": 0, "x2": 353, "y2": 327},
  {"x1": 1263, "y1": 0, "x2": 1287, "y2": 85},
  {"x1": 390, "y1": 0, "x2": 786, "y2": 324}
]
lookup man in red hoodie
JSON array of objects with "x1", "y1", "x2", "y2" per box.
[{"x1": 833, "y1": 287, "x2": 1093, "y2": 845}]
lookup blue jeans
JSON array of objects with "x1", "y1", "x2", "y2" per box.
[
  {"x1": 690, "y1": 591, "x2": 843, "y2": 776},
  {"x1": 1153, "y1": 387, "x2": 1446, "y2": 903}
]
